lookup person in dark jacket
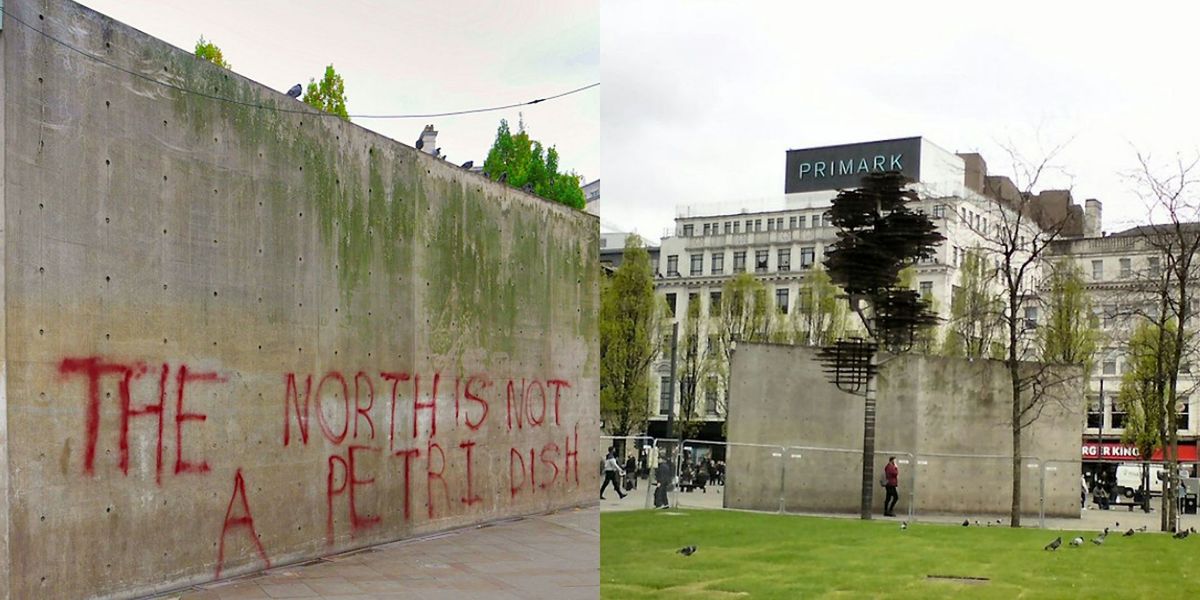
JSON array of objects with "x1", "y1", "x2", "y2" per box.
[
  {"x1": 654, "y1": 451, "x2": 675, "y2": 508},
  {"x1": 624, "y1": 455, "x2": 638, "y2": 490},
  {"x1": 883, "y1": 456, "x2": 900, "y2": 516}
]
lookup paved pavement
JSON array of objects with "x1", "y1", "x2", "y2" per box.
[
  {"x1": 602, "y1": 482, "x2": 1200, "y2": 534},
  {"x1": 164, "y1": 505, "x2": 598, "y2": 600}
]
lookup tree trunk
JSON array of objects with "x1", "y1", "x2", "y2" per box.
[
  {"x1": 860, "y1": 353, "x2": 877, "y2": 520},
  {"x1": 1011, "y1": 364, "x2": 1022, "y2": 527}
]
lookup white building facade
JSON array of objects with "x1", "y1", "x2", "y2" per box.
[{"x1": 647, "y1": 137, "x2": 1088, "y2": 442}]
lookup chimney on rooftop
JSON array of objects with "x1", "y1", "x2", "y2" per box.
[{"x1": 1085, "y1": 199, "x2": 1102, "y2": 237}]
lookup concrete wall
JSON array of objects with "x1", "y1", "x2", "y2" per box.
[
  {"x1": 726, "y1": 344, "x2": 1082, "y2": 518},
  {"x1": 0, "y1": 0, "x2": 601, "y2": 597}
]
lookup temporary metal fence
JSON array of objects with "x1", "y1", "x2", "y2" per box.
[
  {"x1": 621, "y1": 436, "x2": 1064, "y2": 527},
  {"x1": 599, "y1": 435, "x2": 656, "y2": 503}
]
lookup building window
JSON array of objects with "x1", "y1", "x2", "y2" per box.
[
  {"x1": 703, "y1": 223, "x2": 711, "y2": 236},
  {"x1": 919, "y1": 281, "x2": 933, "y2": 298},
  {"x1": 778, "y1": 248, "x2": 791, "y2": 272},
  {"x1": 705, "y1": 376, "x2": 719, "y2": 415},
  {"x1": 798, "y1": 215, "x2": 807, "y2": 228},
  {"x1": 1087, "y1": 396, "x2": 1103, "y2": 429},
  {"x1": 789, "y1": 216, "x2": 797, "y2": 229},
  {"x1": 665, "y1": 293, "x2": 677, "y2": 317},
  {"x1": 755, "y1": 219, "x2": 763, "y2": 232},
  {"x1": 690, "y1": 254, "x2": 703, "y2": 276},
  {"x1": 1092, "y1": 260, "x2": 1103, "y2": 281},
  {"x1": 1120, "y1": 258, "x2": 1132, "y2": 279},
  {"x1": 767, "y1": 219, "x2": 775, "y2": 232},
  {"x1": 1179, "y1": 400, "x2": 1190, "y2": 431},
  {"x1": 712, "y1": 252, "x2": 725, "y2": 274},
  {"x1": 1102, "y1": 360, "x2": 1116, "y2": 375},
  {"x1": 733, "y1": 251, "x2": 747, "y2": 273},
  {"x1": 1111, "y1": 401, "x2": 1127, "y2": 429},
  {"x1": 1024, "y1": 306, "x2": 1038, "y2": 329},
  {"x1": 1149, "y1": 256, "x2": 1161, "y2": 277},
  {"x1": 667, "y1": 255, "x2": 679, "y2": 277},
  {"x1": 755, "y1": 250, "x2": 769, "y2": 273},
  {"x1": 682, "y1": 224, "x2": 694, "y2": 237},
  {"x1": 710, "y1": 291, "x2": 722, "y2": 313},
  {"x1": 724, "y1": 221, "x2": 732, "y2": 234},
  {"x1": 776, "y1": 287, "x2": 789, "y2": 314},
  {"x1": 659, "y1": 376, "x2": 672, "y2": 415},
  {"x1": 800, "y1": 247, "x2": 815, "y2": 268},
  {"x1": 1103, "y1": 305, "x2": 1116, "y2": 328},
  {"x1": 933, "y1": 204, "x2": 945, "y2": 218},
  {"x1": 733, "y1": 221, "x2": 740, "y2": 234},
  {"x1": 688, "y1": 293, "x2": 699, "y2": 315},
  {"x1": 821, "y1": 213, "x2": 832, "y2": 227}
]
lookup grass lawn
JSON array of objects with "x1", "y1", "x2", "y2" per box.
[{"x1": 601, "y1": 509, "x2": 1199, "y2": 599}]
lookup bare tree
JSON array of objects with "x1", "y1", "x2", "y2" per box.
[
  {"x1": 1124, "y1": 151, "x2": 1200, "y2": 532},
  {"x1": 962, "y1": 141, "x2": 1081, "y2": 527}
]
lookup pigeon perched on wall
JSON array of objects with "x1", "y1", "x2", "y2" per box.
[
  {"x1": 461, "y1": 160, "x2": 473, "y2": 170},
  {"x1": 1070, "y1": 537, "x2": 1084, "y2": 547},
  {"x1": 1045, "y1": 536, "x2": 1062, "y2": 551},
  {"x1": 416, "y1": 139, "x2": 424, "y2": 150},
  {"x1": 678, "y1": 545, "x2": 697, "y2": 556},
  {"x1": 286, "y1": 84, "x2": 302, "y2": 98},
  {"x1": 1124, "y1": 529, "x2": 1135, "y2": 537}
]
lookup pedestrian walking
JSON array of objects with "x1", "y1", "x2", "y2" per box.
[
  {"x1": 882, "y1": 456, "x2": 900, "y2": 516},
  {"x1": 600, "y1": 450, "x2": 626, "y2": 500},
  {"x1": 654, "y1": 450, "x2": 675, "y2": 508}
]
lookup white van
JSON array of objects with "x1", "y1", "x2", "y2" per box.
[{"x1": 1115, "y1": 464, "x2": 1195, "y2": 498}]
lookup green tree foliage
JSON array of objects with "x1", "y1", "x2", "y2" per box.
[
  {"x1": 675, "y1": 298, "x2": 708, "y2": 439},
  {"x1": 898, "y1": 265, "x2": 939, "y2": 354},
  {"x1": 1039, "y1": 260, "x2": 1101, "y2": 378},
  {"x1": 483, "y1": 119, "x2": 587, "y2": 210},
  {"x1": 792, "y1": 265, "x2": 849, "y2": 346},
  {"x1": 943, "y1": 247, "x2": 1004, "y2": 359},
  {"x1": 194, "y1": 36, "x2": 230, "y2": 69},
  {"x1": 600, "y1": 237, "x2": 662, "y2": 437},
  {"x1": 303, "y1": 64, "x2": 350, "y2": 120},
  {"x1": 1119, "y1": 318, "x2": 1174, "y2": 460}
]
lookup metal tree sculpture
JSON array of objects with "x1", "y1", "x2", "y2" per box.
[{"x1": 821, "y1": 171, "x2": 944, "y2": 520}]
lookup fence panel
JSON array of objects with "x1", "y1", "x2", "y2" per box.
[
  {"x1": 670, "y1": 440, "x2": 727, "y2": 510},
  {"x1": 719, "y1": 441, "x2": 785, "y2": 513},
  {"x1": 599, "y1": 436, "x2": 655, "y2": 511},
  {"x1": 911, "y1": 453, "x2": 1042, "y2": 522}
]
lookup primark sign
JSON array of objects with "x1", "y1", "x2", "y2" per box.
[{"x1": 785, "y1": 137, "x2": 922, "y2": 193}]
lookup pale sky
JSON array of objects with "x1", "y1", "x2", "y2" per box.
[
  {"x1": 601, "y1": 0, "x2": 1200, "y2": 242},
  {"x1": 78, "y1": 0, "x2": 599, "y2": 182}
]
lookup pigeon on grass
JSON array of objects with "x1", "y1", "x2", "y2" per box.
[
  {"x1": 1069, "y1": 537, "x2": 1084, "y2": 547},
  {"x1": 1123, "y1": 529, "x2": 1135, "y2": 537},
  {"x1": 1044, "y1": 536, "x2": 1062, "y2": 551},
  {"x1": 678, "y1": 545, "x2": 697, "y2": 556}
]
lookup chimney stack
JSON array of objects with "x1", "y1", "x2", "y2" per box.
[{"x1": 1084, "y1": 199, "x2": 1102, "y2": 237}]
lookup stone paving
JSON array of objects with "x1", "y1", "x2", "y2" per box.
[
  {"x1": 162, "y1": 505, "x2": 598, "y2": 600},
  {"x1": 601, "y1": 481, "x2": 1200, "y2": 535}
]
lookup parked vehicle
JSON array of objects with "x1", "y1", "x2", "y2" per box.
[{"x1": 1116, "y1": 463, "x2": 1195, "y2": 498}]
